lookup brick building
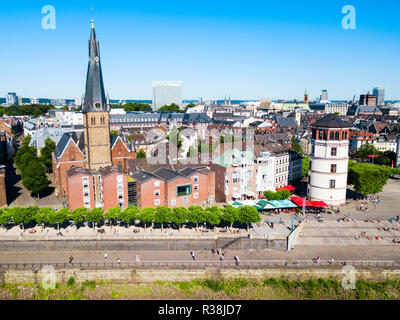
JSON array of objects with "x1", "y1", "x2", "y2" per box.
[
  {"x1": 52, "y1": 21, "x2": 135, "y2": 209},
  {"x1": 130, "y1": 167, "x2": 215, "y2": 208}
]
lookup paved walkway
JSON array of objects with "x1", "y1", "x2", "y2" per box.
[{"x1": 0, "y1": 246, "x2": 399, "y2": 264}]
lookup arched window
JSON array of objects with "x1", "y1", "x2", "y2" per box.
[
  {"x1": 323, "y1": 131, "x2": 327, "y2": 141},
  {"x1": 118, "y1": 162, "x2": 122, "y2": 171},
  {"x1": 91, "y1": 117, "x2": 96, "y2": 125},
  {"x1": 335, "y1": 132, "x2": 340, "y2": 140},
  {"x1": 329, "y1": 132, "x2": 334, "y2": 140},
  {"x1": 101, "y1": 117, "x2": 105, "y2": 125},
  {"x1": 344, "y1": 131, "x2": 348, "y2": 140}
]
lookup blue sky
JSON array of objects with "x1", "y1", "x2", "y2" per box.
[{"x1": 1, "y1": 0, "x2": 400, "y2": 100}]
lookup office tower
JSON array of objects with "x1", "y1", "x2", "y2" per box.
[
  {"x1": 373, "y1": 87, "x2": 385, "y2": 106},
  {"x1": 152, "y1": 81, "x2": 183, "y2": 111},
  {"x1": 6, "y1": 92, "x2": 17, "y2": 106},
  {"x1": 320, "y1": 89, "x2": 328, "y2": 103}
]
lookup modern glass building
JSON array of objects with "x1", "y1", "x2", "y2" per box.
[
  {"x1": 152, "y1": 81, "x2": 182, "y2": 111},
  {"x1": 6, "y1": 92, "x2": 17, "y2": 106},
  {"x1": 373, "y1": 86, "x2": 385, "y2": 106}
]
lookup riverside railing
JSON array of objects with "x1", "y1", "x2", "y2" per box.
[{"x1": 0, "y1": 260, "x2": 398, "y2": 270}]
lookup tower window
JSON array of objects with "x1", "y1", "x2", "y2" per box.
[
  {"x1": 329, "y1": 180, "x2": 336, "y2": 189},
  {"x1": 329, "y1": 132, "x2": 334, "y2": 140},
  {"x1": 331, "y1": 147, "x2": 337, "y2": 156},
  {"x1": 335, "y1": 132, "x2": 340, "y2": 140},
  {"x1": 331, "y1": 164, "x2": 337, "y2": 173},
  {"x1": 91, "y1": 117, "x2": 96, "y2": 125},
  {"x1": 101, "y1": 117, "x2": 105, "y2": 125}
]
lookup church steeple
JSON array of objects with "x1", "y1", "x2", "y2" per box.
[{"x1": 83, "y1": 20, "x2": 108, "y2": 113}]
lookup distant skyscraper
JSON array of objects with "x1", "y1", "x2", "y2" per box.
[
  {"x1": 373, "y1": 87, "x2": 385, "y2": 106},
  {"x1": 6, "y1": 92, "x2": 17, "y2": 106},
  {"x1": 152, "y1": 81, "x2": 182, "y2": 111},
  {"x1": 320, "y1": 90, "x2": 328, "y2": 103}
]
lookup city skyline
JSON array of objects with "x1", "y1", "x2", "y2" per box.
[{"x1": 1, "y1": 1, "x2": 400, "y2": 100}]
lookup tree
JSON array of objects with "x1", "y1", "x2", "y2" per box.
[
  {"x1": 158, "y1": 103, "x2": 183, "y2": 113},
  {"x1": 222, "y1": 205, "x2": 239, "y2": 228},
  {"x1": 187, "y1": 206, "x2": 203, "y2": 229},
  {"x1": 39, "y1": 137, "x2": 56, "y2": 173},
  {"x1": 348, "y1": 161, "x2": 392, "y2": 196},
  {"x1": 302, "y1": 156, "x2": 310, "y2": 178},
  {"x1": 110, "y1": 130, "x2": 119, "y2": 137},
  {"x1": 14, "y1": 145, "x2": 37, "y2": 170},
  {"x1": 21, "y1": 134, "x2": 32, "y2": 148},
  {"x1": 205, "y1": 206, "x2": 221, "y2": 231},
  {"x1": 3, "y1": 104, "x2": 54, "y2": 117},
  {"x1": 105, "y1": 206, "x2": 121, "y2": 228},
  {"x1": 355, "y1": 143, "x2": 381, "y2": 161},
  {"x1": 34, "y1": 207, "x2": 53, "y2": 229},
  {"x1": 111, "y1": 102, "x2": 152, "y2": 112},
  {"x1": 171, "y1": 207, "x2": 188, "y2": 231},
  {"x1": 47, "y1": 208, "x2": 69, "y2": 231},
  {"x1": 155, "y1": 206, "x2": 172, "y2": 230},
  {"x1": 0, "y1": 209, "x2": 12, "y2": 229},
  {"x1": 70, "y1": 208, "x2": 88, "y2": 231},
  {"x1": 238, "y1": 206, "x2": 261, "y2": 231},
  {"x1": 136, "y1": 149, "x2": 146, "y2": 159},
  {"x1": 291, "y1": 138, "x2": 303, "y2": 156},
  {"x1": 85, "y1": 208, "x2": 104, "y2": 230},
  {"x1": 9, "y1": 207, "x2": 37, "y2": 230},
  {"x1": 138, "y1": 207, "x2": 155, "y2": 230},
  {"x1": 21, "y1": 160, "x2": 49, "y2": 197},
  {"x1": 263, "y1": 189, "x2": 291, "y2": 200},
  {"x1": 184, "y1": 103, "x2": 196, "y2": 112},
  {"x1": 120, "y1": 206, "x2": 139, "y2": 227}
]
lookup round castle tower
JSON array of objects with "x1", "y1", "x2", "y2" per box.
[{"x1": 307, "y1": 114, "x2": 351, "y2": 206}]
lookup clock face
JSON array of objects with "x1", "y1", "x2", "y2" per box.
[{"x1": 95, "y1": 102, "x2": 101, "y2": 110}]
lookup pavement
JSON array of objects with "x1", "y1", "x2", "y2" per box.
[{"x1": 0, "y1": 246, "x2": 399, "y2": 264}]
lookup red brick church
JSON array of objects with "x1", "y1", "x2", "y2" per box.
[{"x1": 52, "y1": 21, "x2": 136, "y2": 210}]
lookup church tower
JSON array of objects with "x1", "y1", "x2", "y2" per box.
[{"x1": 82, "y1": 20, "x2": 112, "y2": 170}]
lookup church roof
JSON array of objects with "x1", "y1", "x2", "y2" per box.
[
  {"x1": 82, "y1": 21, "x2": 109, "y2": 113},
  {"x1": 54, "y1": 132, "x2": 84, "y2": 158},
  {"x1": 311, "y1": 114, "x2": 352, "y2": 128}
]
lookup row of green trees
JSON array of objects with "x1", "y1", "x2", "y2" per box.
[
  {"x1": 348, "y1": 161, "x2": 400, "y2": 196},
  {"x1": 14, "y1": 135, "x2": 52, "y2": 197},
  {"x1": 110, "y1": 102, "x2": 152, "y2": 112},
  {"x1": 0, "y1": 104, "x2": 55, "y2": 117},
  {"x1": 0, "y1": 205, "x2": 261, "y2": 231}
]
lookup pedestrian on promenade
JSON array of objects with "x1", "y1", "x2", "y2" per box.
[
  {"x1": 234, "y1": 255, "x2": 240, "y2": 266},
  {"x1": 211, "y1": 248, "x2": 215, "y2": 255},
  {"x1": 220, "y1": 255, "x2": 224, "y2": 262},
  {"x1": 217, "y1": 249, "x2": 220, "y2": 256},
  {"x1": 117, "y1": 258, "x2": 121, "y2": 265},
  {"x1": 316, "y1": 256, "x2": 320, "y2": 264},
  {"x1": 190, "y1": 251, "x2": 196, "y2": 261},
  {"x1": 68, "y1": 255, "x2": 74, "y2": 264},
  {"x1": 104, "y1": 252, "x2": 108, "y2": 260},
  {"x1": 397, "y1": 215, "x2": 399, "y2": 223}
]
